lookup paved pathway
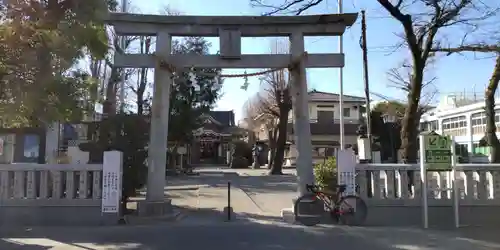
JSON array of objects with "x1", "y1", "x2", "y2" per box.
[
  {"x1": 2, "y1": 166, "x2": 500, "y2": 249},
  {"x1": 2, "y1": 218, "x2": 499, "y2": 249}
]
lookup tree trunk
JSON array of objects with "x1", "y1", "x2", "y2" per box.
[
  {"x1": 270, "y1": 106, "x2": 289, "y2": 175},
  {"x1": 400, "y1": 66, "x2": 425, "y2": 164},
  {"x1": 268, "y1": 147, "x2": 275, "y2": 169},
  {"x1": 136, "y1": 37, "x2": 150, "y2": 116},
  {"x1": 485, "y1": 54, "x2": 500, "y2": 163},
  {"x1": 28, "y1": 48, "x2": 54, "y2": 127},
  {"x1": 137, "y1": 67, "x2": 147, "y2": 115},
  {"x1": 401, "y1": 65, "x2": 425, "y2": 194},
  {"x1": 267, "y1": 128, "x2": 278, "y2": 169}
]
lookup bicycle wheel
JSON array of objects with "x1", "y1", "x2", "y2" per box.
[
  {"x1": 336, "y1": 195, "x2": 368, "y2": 226},
  {"x1": 293, "y1": 194, "x2": 325, "y2": 226}
]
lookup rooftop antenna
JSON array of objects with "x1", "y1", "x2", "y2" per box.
[{"x1": 472, "y1": 83, "x2": 477, "y2": 101}]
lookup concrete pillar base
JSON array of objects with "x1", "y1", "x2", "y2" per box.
[
  {"x1": 137, "y1": 199, "x2": 173, "y2": 217},
  {"x1": 281, "y1": 207, "x2": 296, "y2": 224},
  {"x1": 223, "y1": 206, "x2": 234, "y2": 221}
]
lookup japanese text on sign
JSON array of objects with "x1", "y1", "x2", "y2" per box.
[
  {"x1": 102, "y1": 151, "x2": 122, "y2": 214},
  {"x1": 424, "y1": 134, "x2": 452, "y2": 171}
]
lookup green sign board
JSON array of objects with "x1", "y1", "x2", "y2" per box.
[{"x1": 423, "y1": 134, "x2": 452, "y2": 171}]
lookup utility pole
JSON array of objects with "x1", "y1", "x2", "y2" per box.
[
  {"x1": 119, "y1": 0, "x2": 127, "y2": 113},
  {"x1": 338, "y1": 0, "x2": 345, "y2": 150},
  {"x1": 361, "y1": 10, "x2": 372, "y2": 139}
]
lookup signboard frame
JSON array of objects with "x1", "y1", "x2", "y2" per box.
[
  {"x1": 419, "y1": 134, "x2": 459, "y2": 229},
  {"x1": 102, "y1": 151, "x2": 123, "y2": 214},
  {"x1": 423, "y1": 133, "x2": 452, "y2": 171}
]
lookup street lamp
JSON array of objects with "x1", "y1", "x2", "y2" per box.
[{"x1": 383, "y1": 115, "x2": 397, "y2": 163}]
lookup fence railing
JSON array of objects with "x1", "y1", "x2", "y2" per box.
[
  {"x1": 356, "y1": 163, "x2": 500, "y2": 206},
  {"x1": 0, "y1": 163, "x2": 103, "y2": 206}
]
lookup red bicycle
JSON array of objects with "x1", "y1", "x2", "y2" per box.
[{"x1": 294, "y1": 184, "x2": 368, "y2": 226}]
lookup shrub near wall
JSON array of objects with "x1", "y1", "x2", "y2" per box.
[
  {"x1": 230, "y1": 140, "x2": 251, "y2": 168},
  {"x1": 313, "y1": 157, "x2": 337, "y2": 192}
]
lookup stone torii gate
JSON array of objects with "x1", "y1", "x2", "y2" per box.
[{"x1": 106, "y1": 13, "x2": 358, "y2": 216}]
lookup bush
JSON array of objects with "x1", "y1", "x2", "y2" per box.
[
  {"x1": 79, "y1": 114, "x2": 149, "y2": 215},
  {"x1": 313, "y1": 157, "x2": 337, "y2": 192},
  {"x1": 230, "y1": 156, "x2": 249, "y2": 169},
  {"x1": 230, "y1": 140, "x2": 251, "y2": 168},
  {"x1": 232, "y1": 140, "x2": 252, "y2": 158}
]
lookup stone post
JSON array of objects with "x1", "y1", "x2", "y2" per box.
[
  {"x1": 45, "y1": 122, "x2": 60, "y2": 164},
  {"x1": 290, "y1": 32, "x2": 315, "y2": 196},
  {"x1": 140, "y1": 32, "x2": 173, "y2": 216}
]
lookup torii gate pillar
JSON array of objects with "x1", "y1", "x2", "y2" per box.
[
  {"x1": 290, "y1": 32, "x2": 315, "y2": 196},
  {"x1": 106, "y1": 13, "x2": 358, "y2": 216}
]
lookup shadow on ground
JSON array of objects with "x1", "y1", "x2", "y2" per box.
[
  {"x1": 166, "y1": 169, "x2": 297, "y2": 194},
  {"x1": 0, "y1": 206, "x2": 392, "y2": 250},
  {"x1": 3, "y1": 204, "x2": 499, "y2": 250}
]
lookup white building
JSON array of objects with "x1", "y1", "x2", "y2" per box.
[{"x1": 420, "y1": 94, "x2": 497, "y2": 157}]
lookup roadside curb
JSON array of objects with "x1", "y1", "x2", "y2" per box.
[{"x1": 124, "y1": 210, "x2": 185, "y2": 225}]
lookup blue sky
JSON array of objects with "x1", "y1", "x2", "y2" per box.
[{"x1": 128, "y1": 0, "x2": 498, "y2": 122}]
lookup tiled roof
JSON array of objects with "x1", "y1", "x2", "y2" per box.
[
  {"x1": 308, "y1": 90, "x2": 366, "y2": 103},
  {"x1": 208, "y1": 111, "x2": 235, "y2": 127}
]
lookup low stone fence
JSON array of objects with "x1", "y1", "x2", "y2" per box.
[
  {"x1": 356, "y1": 163, "x2": 500, "y2": 227},
  {"x1": 0, "y1": 152, "x2": 122, "y2": 226}
]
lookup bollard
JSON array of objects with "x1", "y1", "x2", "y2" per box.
[
  {"x1": 227, "y1": 181, "x2": 231, "y2": 221},
  {"x1": 223, "y1": 181, "x2": 233, "y2": 221}
]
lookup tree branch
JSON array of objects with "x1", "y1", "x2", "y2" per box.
[{"x1": 432, "y1": 45, "x2": 500, "y2": 55}]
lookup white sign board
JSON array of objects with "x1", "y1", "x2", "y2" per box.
[
  {"x1": 102, "y1": 151, "x2": 123, "y2": 214},
  {"x1": 337, "y1": 148, "x2": 357, "y2": 211},
  {"x1": 337, "y1": 148, "x2": 357, "y2": 195}
]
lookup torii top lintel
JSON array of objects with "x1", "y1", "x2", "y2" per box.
[{"x1": 105, "y1": 12, "x2": 358, "y2": 37}]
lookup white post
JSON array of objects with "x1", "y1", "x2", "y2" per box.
[
  {"x1": 450, "y1": 136, "x2": 460, "y2": 228},
  {"x1": 290, "y1": 32, "x2": 315, "y2": 196},
  {"x1": 338, "y1": 0, "x2": 345, "y2": 150},
  {"x1": 419, "y1": 135, "x2": 428, "y2": 229},
  {"x1": 146, "y1": 32, "x2": 172, "y2": 201}
]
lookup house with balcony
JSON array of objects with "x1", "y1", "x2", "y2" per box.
[
  {"x1": 250, "y1": 90, "x2": 366, "y2": 164},
  {"x1": 419, "y1": 94, "x2": 499, "y2": 159}
]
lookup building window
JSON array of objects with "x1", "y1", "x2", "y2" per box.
[
  {"x1": 470, "y1": 110, "x2": 500, "y2": 135},
  {"x1": 343, "y1": 108, "x2": 351, "y2": 117},
  {"x1": 455, "y1": 144, "x2": 468, "y2": 156},
  {"x1": 471, "y1": 112, "x2": 486, "y2": 126},
  {"x1": 317, "y1": 110, "x2": 334, "y2": 123},
  {"x1": 420, "y1": 120, "x2": 438, "y2": 132},
  {"x1": 442, "y1": 115, "x2": 467, "y2": 136},
  {"x1": 442, "y1": 116, "x2": 467, "y2": 129}
]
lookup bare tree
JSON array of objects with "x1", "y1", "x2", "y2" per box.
[
  {"x1": 104, "y1": 35, "x2": 137, "y2": 116},
  {"x1": 256, "y1": 74, "x2": 291, "y2": 174},
  {"x1": 244, "y1": 39, "x2": 291, "y2": 174},
  {"x1": 386, "y1": 59, "x2": 439, "y2": 115},
  {"x1": 123, "y1": 5, "x2": 181, "y2": 115},
  {"x1": 128, "y1": 36, "x2": 152, "y2": 115},
  {"x1": 250, "y1": 0, "x2": 495, "y2": 163},
  {"x1": 241, "y1": 97, "x2": 266, "y2": 143},
  {"x1": 433, "y1": 43, "x2": 500, "y2": 161}
]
